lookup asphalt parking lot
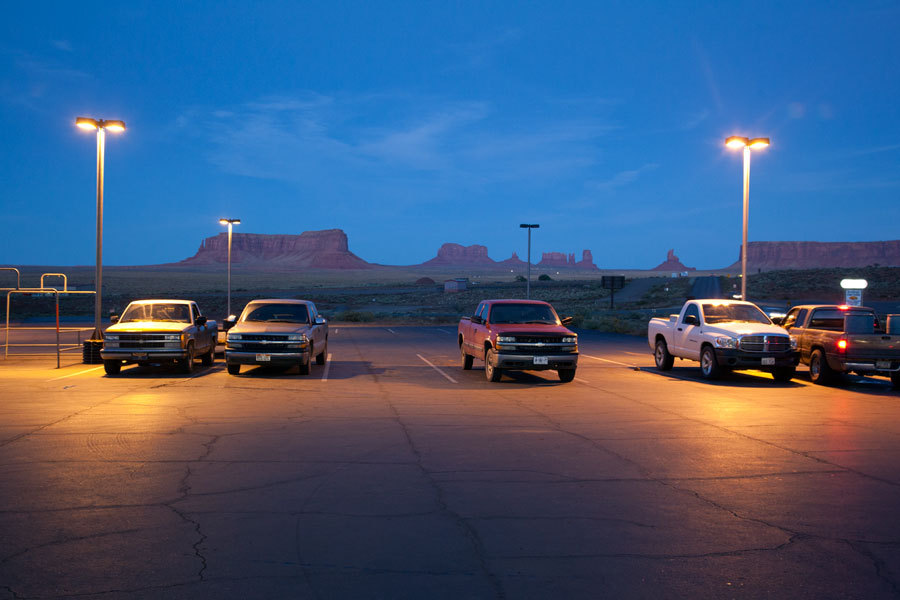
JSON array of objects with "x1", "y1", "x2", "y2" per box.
[{"x1": 2, "y1": 326, "x2": 900, "y2": 599}]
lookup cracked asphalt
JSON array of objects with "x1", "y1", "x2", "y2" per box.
[{"x1": 2, "y1": 326, "x2": 900, "y2": 599}]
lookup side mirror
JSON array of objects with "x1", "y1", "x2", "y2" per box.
[
  {"x1": 195, "y1": 315, "x2": 208, "y2": 327},
  {"x1": 109, "y1": 314, "x2": 119, "y2": 324},
  {"x1": 471, "y1": 315, "x2": 483, "y2": 325},
  {"x1": 223, "y1": 315, "x2": 237, "y2": 331},
  {"x1": 771, "y1": 316, "x2": 784, "y2": 326},
  {"x1": 684, "y1": 314, "x2": 699, "y2": 326},
  {"x1": 315, "y1": 315, "x2": 326, "y2": 325},
  {"x1": 561, "y1": 316, "x2": 573, "y2": 326}
]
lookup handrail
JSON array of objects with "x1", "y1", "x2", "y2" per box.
[
  {"x1": 40, "y1": 273, "x2": 68, "y2": 292},
  {"x1": 0, "y1": 268, "x2": 20, "y2": 290}
]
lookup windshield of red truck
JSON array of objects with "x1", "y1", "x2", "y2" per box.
[
  {"x1": 489, "y1": 303, "x2": 558, "y2": 324},
  {"x1": 243, "y1": 303, "x2": 310, "y2": 324},
  {"x1": 120, "y1": 303, "x2": 190, "y2": 323},
  {"x1": 701, "y1": 303, "x2": 771, "y2": 325}
]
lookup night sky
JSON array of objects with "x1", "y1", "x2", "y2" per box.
[{"x1": 2, "y1": 2, "x2": 899, "y2": 269}]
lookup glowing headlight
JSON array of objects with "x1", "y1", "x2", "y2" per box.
[
  {"x1": 227, "y1": 333, "x2": 242, "y2": 341},
  {"x1": 497, "y1": 336, "x2": 515, "y2": 343},
  {"x1": 714, "y1": 336, "x2": 738, "y2": 349},
  {"x1": 790, "y1": 337, "x2": 798, "y2": 349},
  {"x1": 562, "y1": 336, "x2": 577, "y2": 343}
]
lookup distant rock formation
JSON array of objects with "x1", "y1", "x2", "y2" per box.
[
  {"x1": 538, "y1": 249, "x2": 599, "y2": 270},
  {"x1": 497, "y1": 252, "x2": 526, "y2": 268},
  {"x1": 729, "y1": 241, "x2": 900, "y2": 270},
  {"x1": 179, "y1": 229, "x2": 373, "y2": 269},
  {"x1": 653, "y1": 249, "x2": 696, "y2": 272},
  {"x1": 421, "y1": 243, "x2": 494, "y2": 266}
]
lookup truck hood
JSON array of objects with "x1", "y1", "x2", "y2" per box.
[
  {"x1": 230, "y1": 322, "x2": 312, "y2": 335},
  {"x1": 702, "y1": 322, "x2": 789, "y2": 337},
  {"x1": 492, "y1": 323, "x2": 576, "y2": 336},
  {"x1": 107, "y1": 321, "x2": 190, "y2": 333}
]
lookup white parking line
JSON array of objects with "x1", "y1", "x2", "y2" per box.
[
  {"x1": 321, "y1": 353, "x2": 333, "y2": 381},
  {"x1": 436, "y1": 328, "x2": 453, "y2": 335},
  {"x1": 47, "y1": 366, "x2": 104, "y2": 381},
  {"x1": 417, "y1": 354, "x2": 458, "y2": 384},
  {"x1": 332, "y1": 328, "x2": 339, "y2": 334},
  {"x1": 386, "y1": 328, "x2": 397, "y2": 335},
  {"x1": 575, "y1": 377, "x2": 590, "y2": 384},
  {"x1": 582, "y1": 354, "x2": 634, "y2": 367}
]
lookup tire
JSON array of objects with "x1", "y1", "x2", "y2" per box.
[
  {"x1": 103, "y1": 360, "x2": 121, "y2": 375},
  {"x1": 808, "y1": 349, "x2": 833, "y2": 385},
  {"x1": 316, "y1": 340, "x2": 327, "y2": 365},
  {"x1": 298, "y1": 353, "x2": 310, "y2": 376},
  {"x1": 654, "y1": 339, "x2": 674, "y2": 371},
  {"x1": 772, "y1": 366, "x2": 795, "y2": 383},
  {"x1": 558, "y1": 368, "x2": 576, "y2": 382},
  {"x1": 201, "y1": 344, "x2": 214, "y2": 366},
  {"x1": 485, "y1": 348, "x2": 502, "y2": 382},
  {"x1": 179, "y1": 343, "x2": 195, "y2": 375},
  {"x1": 460, "y1": 343, "x2": 473, "y2": 370},
  {"x1": 227, "y1": 363, "x2": 240, "y2": 375},
  {"x1": 891, "y1": 371, "x2": 900, "y2": 390},
  {"x1": 699, "y1": 346, "x2": 721, "y2": 380}
]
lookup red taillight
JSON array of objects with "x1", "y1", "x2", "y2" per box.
[
  {"x1": 838, "y1": 305, "x2": 850, "y2": 311},
  {"x1": 837, "y1": 339, "x2": 848, "y2": 351}
]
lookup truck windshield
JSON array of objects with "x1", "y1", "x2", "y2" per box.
[
  {"x1": 243, "y1": 303, "x2": 309, "y2": 323},
  {"x1": 701, "y1": 303, "x2": 771, "y2": 325},
  {"x1": 120, "y1": 303, "x2": 190, "y2": 323},
  {"x1": 490, "y1": 303, "x2": 558, "y2": 324}
]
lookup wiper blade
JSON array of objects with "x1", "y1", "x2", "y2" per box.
[{"x1": 267, "y1": 319, "x2": 304, "y2": 323}]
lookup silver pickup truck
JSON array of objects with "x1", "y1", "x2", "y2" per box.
[
  {"x1": 101, "y1": 299, "x2": 217, "y2": 375},
  {"x1": 224, "y1": 299, "x2": 328, "y2": 375}
]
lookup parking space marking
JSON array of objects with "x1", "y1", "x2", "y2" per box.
[
  {"x1": 321, "y1": 353, "x2": 333, "y2": 381},
  {"x1": 47, "y1": 366, "x2": 104, "y2": 381},
  {"x1": 436, "y1": 328, "x2": 453, "y2": 335},
  {"x1": 386, "y1": 328, "x2": 397, "y2": 335},
  {"x1": 333, "y1": 328, "x2": 339, "y2": 334},
  {"x1": 624, "y1": 351, "x2": 645, "y2": 356},
  {"x1": 582, "y1": 354, "x2": 634, "y2": 367},
  {"x1": 417, "y1": 353, "x2": 458, "y2": 384},
  {"x1": 575, "y1": 377, "x2": 590, "y2": 384}
]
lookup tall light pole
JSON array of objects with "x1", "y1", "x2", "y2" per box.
[
  {"x1": 76, "y1": 117, "x2": 126, "y2": 339},
  {"x1": 218, "y1": 218, "x2": 240, "y2": 316},
  {"x1": 519, "y1": 223, "x2": 540, "y2": 299},
  {"x1": 725, "y1": 136, "x2": 769, "y2": 301}
]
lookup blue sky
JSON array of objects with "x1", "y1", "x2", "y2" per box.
[{"x1": 2, "y1": 1, "x2": 899, "y2": 269}]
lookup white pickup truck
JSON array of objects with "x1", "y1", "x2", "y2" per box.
[{"x1": 647, "y1": 299, "x2": 798, "y2": 381}]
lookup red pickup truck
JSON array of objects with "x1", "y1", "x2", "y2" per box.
[{"x1": 458, "y1": 299, "x2": 579, "y2": 382}]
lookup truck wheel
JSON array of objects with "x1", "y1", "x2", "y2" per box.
[
  {"x1": 654, "y1": 339, "x2": 674, "y2": 371},
  {"x1": 201, "y1": 344, "x2": 214, "y2": 366},
  {"x1": 558, "y1": 368, "x2": 576, "y2": 383},
  {"x1": 700, "y1": 346, "x2": 721, "y2": 380},
  {"x1": 227, "y1": 363, "x2": 240, "y2": 375},
  {"x1": 298, "y1": 353, "x2": 310, "y2": 376},
  {"x1": 316, "y1": 341, "x2": 327, "y2": 365},
  {"x1": 485, "y1": 348, "x2": 502, "y2": 382},
  {"x1": 179, "y1": 343, "x2": 195, "y2": 375},
  {"x1": 103, "y1": 360, "x2": 121, "y2": 375},
  {"x1": 891, "y1": 371, "x2": 900, "y2": 390},
  {"x1": 809, "y1": 349, "x2": 833, "y2": 385},
  {"x1": 772, "y1": 366, "x2": 795, "y2": 383},
  {"x1": 460, "y1": 344, "x2": 473, "y2": 370}
]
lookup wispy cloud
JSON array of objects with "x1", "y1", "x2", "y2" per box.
[{"x1": 587, "y1": 163, "x2": 659, "y2": 191}]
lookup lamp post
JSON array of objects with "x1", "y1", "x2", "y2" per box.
[
  {"x1": 218, "y1": 218, "x2": 240, "y2": 316},
  {"x1": 76, "y1": 117, "x2": 126, "y2": 340},
  {"x1": 725, "y1": 135, "x2": 769, "y2": 301},
  {"x1": 519, "y1": 223, "x2": 540, "y2": 299}
]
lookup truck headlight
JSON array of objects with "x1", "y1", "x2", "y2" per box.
[
  {"x1": 287, "y1": 334, "x2": 308, "y2": 341},
  {"x1": 562, "y1": 336, "x2": 577, "y2": 343},
  {"x1": 164, "y1": 334, "x2": 180, "y2": 341},
  {"x1": 714, "y1": 336, "x2": 738, "y2": 349},
  {"x1": 227, "y1": 333, "x2": 242, "y2": 341},
  {"x1": 104, "y1": 334, "x2": 118, "y2": 341},
  {"x1": 790, "y1": 337, "x2": 798, "y2": 349},
  {"x1": 497, "y1": 336, "x2": 515, "y2": 343}
]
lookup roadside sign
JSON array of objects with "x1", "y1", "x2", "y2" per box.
[{"x1": 844, "y1": 289, "x2": 863, "y2": 307}]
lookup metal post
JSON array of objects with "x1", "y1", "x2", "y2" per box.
[
  {"x1": 94, "y1": 127, "x2": 106, "y2": 339},
  {"x1": 741, "y1": 145, "x2": 750, "y2": 302},
  {"x1": 526, "y1": 228, "x2": 531, "y2": 299},
  {"x1": 55, "y1": 293, "x2": 60, "y2": 369},
  {"x1": 226, "y1": 222, "x2": 233, "y2": 316}
]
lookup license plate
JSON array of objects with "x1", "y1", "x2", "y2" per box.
[
  {"x1": 761, "y1": 357, "x2": 775, "y2": 366},
  {"x1": 255, "y1": 354, "x2": 271, "y2": 362},
  {"x1": 533, "y1": 356, "x2": 549, "y2": 365},
  {"x1": 133, "y1": 353, "x2": 148, "y2": 359},
  {"x1": 876, "y1": 360, "x2": 891, "y2": 369}
]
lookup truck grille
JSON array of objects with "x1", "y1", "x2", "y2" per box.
[
  {"x1": 740, "y1": 335, "x2": 791, "y2": 353},
  {"x1": 115, "y1": 333, "x2": 179, "y2": 349},
  {"x1": 241, "y1": 334, "x2": 292, "y2": 341},
  {"x1": 514, "y1": 336, "x2": 564, "y2": 344},
  {"x1": 237, "y1": 343, "x2": 304, "y2": 353}
]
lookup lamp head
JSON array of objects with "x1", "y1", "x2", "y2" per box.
[
  {"x1": 75, "y1": 117, "x2": 99, "y2": 131},
  {"x1": 725, "y1": 136, "x2": 749, "y2": 149},
  {"x1": 749, "y1": 137, "x2": 770, "y2": 149},
  {"x1": 104, "y1": 120, "x2": 126, "y2": 133}
]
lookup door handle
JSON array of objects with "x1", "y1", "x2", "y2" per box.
[{"x1": 677, "y1": 328, "x2": 683, "y2": 331}]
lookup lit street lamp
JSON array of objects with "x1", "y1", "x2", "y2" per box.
[
  {"x1": 725, "y1": 135, "x2": 769, "y2": 301},
  {"x1": 76, "y1": 117, "x2": 126, "y2": 340},
  {"x1": 519, "y1": 223, "x2": 540, "y2": 299},
  {"x1": 219, "y1": 218, "x2": 240, "y2": 316}
]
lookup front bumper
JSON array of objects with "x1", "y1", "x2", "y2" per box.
[
  {"x1": 226, "y1": 350, "x2": 309, "y2": 366},
  {"x1": 714, "y1": 349, "x2": 798, "y2": 369},
  {"x1": 101, "y1": 348, "x2": 188, "y2": 361},
  {"x1": 492, "y1": 352, "x2": 578, "y2": 371}
]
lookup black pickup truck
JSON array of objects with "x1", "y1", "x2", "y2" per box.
[{"x1": 778, "y1": 304, "x2": 900, "y2": 388}]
